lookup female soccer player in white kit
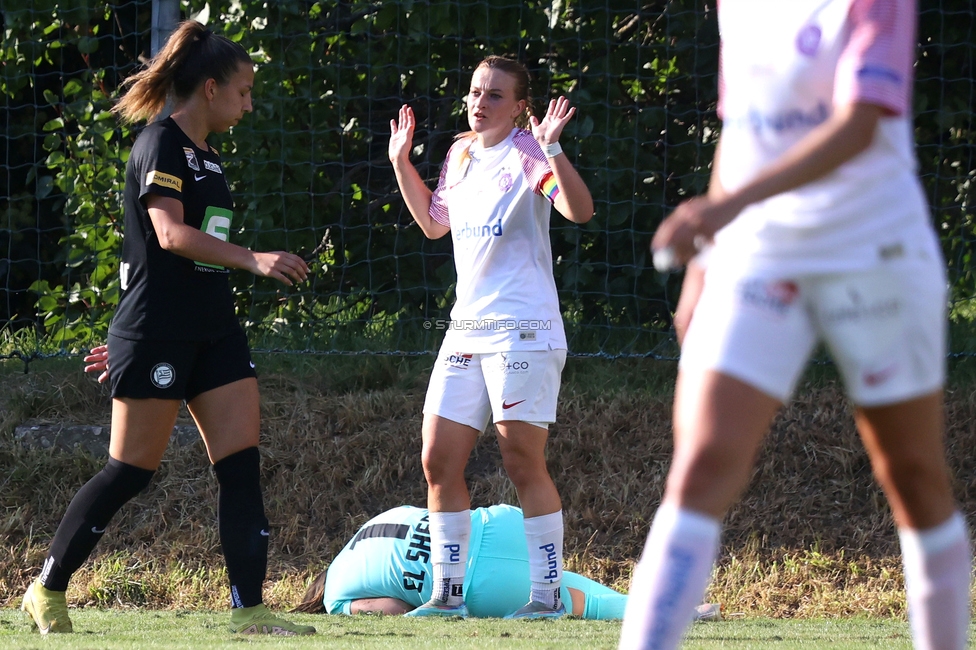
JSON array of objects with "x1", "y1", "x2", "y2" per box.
[
  {"x1": 620, "y1": 1, "x2": 971, "y2": 649},
  {"x1": 388, "y1": 55, "x2": 593, "y2": 619}
]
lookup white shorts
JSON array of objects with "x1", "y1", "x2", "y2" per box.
[
  {"x1": 424, "y1": 347, "x2": 567, "y2": 432},
  {"x1": 680, "y1": 246, "x2": 947, "y2": 406}
]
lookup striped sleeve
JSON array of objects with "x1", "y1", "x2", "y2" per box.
[
  {"x1": 429, "y1": 142, "x2": 463, "y2": 227},
  {"x1": 513, "y1": 130, "x2": 558, "y2": 204},
  {"x1": 716, "y1": 0, "x2": 725, "y2": 120},
  {"x1": 834, "y1": 0, "x2": 916, "y2": 115},
  {"x1": 716, "y1": 37, "x2": 726, "y2": 120}
]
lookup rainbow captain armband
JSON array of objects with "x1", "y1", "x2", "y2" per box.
[{"x1": 540, "y1": 173, "x2": 560, "y2": 204}]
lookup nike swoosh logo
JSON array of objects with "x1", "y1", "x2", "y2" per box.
[
  {"x1": 92, "y1": 526, "x2": 106, "y2": 534},
  {"x1": 194, "y1": 173, "x2": 206, "y2": 181},
  {"x1": 502, "y1": 399, "x2": 526, "y2": 410},
  {"x1": 249, "y1": 361, "x2": 256, "y2": 368},
  {"x1": 260, "y1": 529, "x2": 270, "y2": 537}
]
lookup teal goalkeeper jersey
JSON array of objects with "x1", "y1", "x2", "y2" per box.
[{"x1": 323, "y1": 505, "x2": 487, "y2": 614}]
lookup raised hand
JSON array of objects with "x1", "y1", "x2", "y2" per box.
[
  {"x1": 389, "y1": 104, "x2": 416, "y2": 165},
  {"x1": 529, "y1": 96, "x2": 576, "y2": 147},
  {"x1": 249, "y1": 251, "x2": 310, "y2": 286},
  {"x1": 83, "y1": 344, "x2": 110, "y2": 384}
]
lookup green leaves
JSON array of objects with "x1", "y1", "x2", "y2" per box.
[{"x1": 7, "y1": 1, "x2": 974, "y2": 356}]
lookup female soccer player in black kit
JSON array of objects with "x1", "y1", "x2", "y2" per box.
[{"x1": 21, "y1": 20, "x2": 314, "y2": 636}]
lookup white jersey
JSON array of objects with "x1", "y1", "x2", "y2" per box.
[
  {"x1": 714, "y1": 0, "x2": 936, "y2": 274},
  {"x1": 429, "y1": 127, "x2": 567, "y2": 352}
]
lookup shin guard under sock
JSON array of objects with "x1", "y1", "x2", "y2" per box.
[
  {"x1": 619, "y1": 504, "x2": 721, "y2": 650},
  {"x1": 899, "y1": 512, "x2": 972, "y2": 650},
  {"x1": 429, "y1": 510, "x2": 471, "y2": 606},
  {"x1": 213, "y1": 447, "x2": 268, "y2": 609},
  {"x1": 524, "y1": 510, "x2": 564, "y2": 609},
  {"x1": 40, "y1": 458, "x2": 155, "y2": 591}
]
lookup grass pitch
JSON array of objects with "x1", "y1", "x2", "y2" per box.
[
  {"x1": 0, "y1": 608, "x2": 936, "y2": 649},
  {"x1": 3, "y1": 355, "x2": 976, "y2": 631}
]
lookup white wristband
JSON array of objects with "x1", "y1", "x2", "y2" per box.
[{"x1": 542, "y1": 141, "x2": 563, "y2": 158}]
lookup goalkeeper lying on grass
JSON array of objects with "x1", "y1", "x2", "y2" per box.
[{"x1": 294, "y1": 504, "x2": 718, "y2": 620}]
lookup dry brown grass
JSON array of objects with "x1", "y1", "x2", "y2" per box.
[{"x1": 1, "y1": 357, "x2": 974, "y2": 616}]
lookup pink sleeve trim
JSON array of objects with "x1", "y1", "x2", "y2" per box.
[
  {"x1": 834, "y1": 0, "x2": 915, "y2": 115},
  {"x1": 717, "y1": 36, "x2": 725, "y2": 119},
  {"x1": 512, "y1": 130, "x2": 554, "y2": 200},
  {"x1": 429, "y1": 142, "x2": 459, "y2": 227}
]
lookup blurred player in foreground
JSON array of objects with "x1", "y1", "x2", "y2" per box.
[
  {"x1": 621, "y1": 2, "x2": 971, "y2": 649},
  {"x1": 388, "y1": 55, "x2": 593, "y2": 619},
  {"x1": 294, "y1": 504, "x2": 720, "y2": 621},
  {"x1": 21, "y1": 20, "x2": 313, "y2": 636}
]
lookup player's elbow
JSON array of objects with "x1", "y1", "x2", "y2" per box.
[
  {"x1": 559, "y1": 193, "x2": 594, "y2": 224},
  {"x1": 574, "y1": 208, "x2": 594, "y2": 225},
  {"x1": 843, "y1": 102, "x2": 885, "y2": 156},
  {"x1": 848, "y1": 126, "x2": 876, "y2": 157},
  {"x1": 422, "y1": 222, "x2": 451, "y2": 239},
  {"x1": 155, "y1": 225, "x2": 181, "y2": 252}
]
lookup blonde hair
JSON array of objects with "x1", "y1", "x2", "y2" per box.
[
  {"x1": 113, "y1": 20, "x2": 251, "y2": 124},
  {"x1": 457, "y1": 55, "x2": 534, "y2": 143}
]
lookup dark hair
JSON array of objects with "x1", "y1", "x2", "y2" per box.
[
  {"x1": 113, "y1": 20, "x2": 251, "y2": 124},
  {"x1": 290, "y1": 569, "x2": 327, "y2": 614}
]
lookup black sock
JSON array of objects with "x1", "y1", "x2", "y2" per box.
[
  {"x1": 212, "y1": 446, "x2": 268, "y2": 609},
  {"x1": 40, "y1": 458, "x2": 155, "y2": 591}
]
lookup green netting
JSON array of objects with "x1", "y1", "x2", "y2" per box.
[{"x1": 1, "y1": 1, "x2": 973, "y2": 366}]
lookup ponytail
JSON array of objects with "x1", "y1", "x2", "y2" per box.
[{"x1": 113, "y1": 20, "x2": 251, "y2": 124}]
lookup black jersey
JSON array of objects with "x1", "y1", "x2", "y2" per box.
[{"x1": 109, "y1": 117, "x2": 241, "y2": 341}]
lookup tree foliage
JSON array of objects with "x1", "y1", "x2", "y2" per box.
[{"x1": 1, "y1": 0, "x2": 973, "y2": 356}]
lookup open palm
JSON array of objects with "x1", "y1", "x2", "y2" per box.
[
  {"x1": 389, "y1": 104, "x2": 416, "y2": 164},
  {"x1": 530, "y1": 96, "x2": 576, "y2": 146}
]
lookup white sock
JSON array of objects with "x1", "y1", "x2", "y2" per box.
[
  {"x1": 898, "y1": 512, "x2": 972, "y2": 650},
  {"x1": 524, "y1": 510, "x2": 564, "y2": 609},
  {"x1": 429, "y1": 510, "x2": 470, "y2": 606},
  {"x1": 619, "y1": 503, "x2": 721, "y2": 650}
]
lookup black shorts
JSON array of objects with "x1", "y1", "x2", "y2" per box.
[{"x1": 107, "y1": 330, "x2": 257, "y2": 401}]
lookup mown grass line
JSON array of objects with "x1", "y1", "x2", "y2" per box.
[
  {"x1": 2, "y1": 355, "x2": 975, "y2": 619},
  {"x1": 0, "y1": 608, "x2": 946, "y2": 649}
]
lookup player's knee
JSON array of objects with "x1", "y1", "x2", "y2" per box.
[
  {"x1": 873, "y1": 451, "x2": 949, "y2": 498},
  {"x1": 420, "y1": 449, "x2": 464, "y2": 488},
  {"x1": 100, "y1": 457, "x2": 156, "y2": 502},
  {"x1": 500, "y1": 454, "x2": 547, "y2": 489},
  {"x1": 666, "y1": 446, "x2": 752, "y2": 509}
]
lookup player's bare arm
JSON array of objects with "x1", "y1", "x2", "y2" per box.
[
  {"x1": 388, "y1": 104, "x2": 449, "y2": 239},
  {"x1": 349, "y1": 598, "x2": 412, "y2": 615},
  {"x1": 146, "y1": 194, "x2": 309, "y2": 285},
  {"x1": 530, "y1": 96, "x2": 593, "y2": 224},
  {"x1": 654, "y1": 101, "x2": 884, "y2": 265}
]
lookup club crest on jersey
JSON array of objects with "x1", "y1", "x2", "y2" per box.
[
  {"x1": 151, "y1": 363, "x2": 175, "y2": 389},
  {"x1": 498, "y1": 170, "x2": 513, "y2": 192},
  {"x1": 204, "y1": 160, "x2": 223, "y2": 174},
  {"x1": 183, "y1": 147, "x2": 200, "y2": 171},
  {"x1": 796, "y1": 24, "x2": 821, "y2": 57}
]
